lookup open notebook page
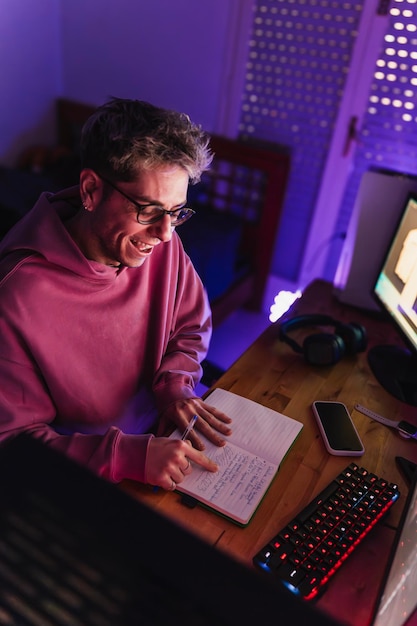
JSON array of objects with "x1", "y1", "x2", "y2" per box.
[{"x1": 170, "y1": 388, "x2": 303, "y2": 525}]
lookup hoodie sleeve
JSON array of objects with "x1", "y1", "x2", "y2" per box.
[
  {"x1": 152, "y1": 248, "x2": 212, "y2": 413},
  {"x1": 0, "y1": 349, "x2": 153, "y2": 483}
]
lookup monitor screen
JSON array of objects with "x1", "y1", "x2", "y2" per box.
[{"x1": 369, "y1": 193, "x2": 417, "y2": 406}]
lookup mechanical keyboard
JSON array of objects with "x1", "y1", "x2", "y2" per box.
[{"x1": 253, "y1": 462, "x2": 400, "y2": 601}]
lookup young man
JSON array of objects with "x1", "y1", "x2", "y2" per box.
[{"x1": 0, "y1": 97, "x2": 232, "y2": 490}]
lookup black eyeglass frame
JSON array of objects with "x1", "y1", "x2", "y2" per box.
[{"x1": 98, "y1": 174, "x2": 195, "y2": 226}]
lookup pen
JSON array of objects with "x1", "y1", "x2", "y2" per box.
[{"x1": 181, "y1": 414, "x2": 198, "y2": 441}]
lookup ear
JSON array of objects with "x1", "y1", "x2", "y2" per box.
[{"x1": 79, "y1": 169, "x2": 103, "y2": 211}]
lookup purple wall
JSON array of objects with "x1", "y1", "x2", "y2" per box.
[
  {"x1": 60, "y1": 0, "x2": 251, "y2": 134},
  {"x1": 1, "y1": 1, "x2": 253, "y2": 165},
  {"x1": 0, "y1": 0, "x2": 61, "y2": 165}
]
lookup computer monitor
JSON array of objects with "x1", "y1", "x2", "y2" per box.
[
  {"x1": 369, "y1": 193, "x2": 417, "y2": 406},
  {"x1": 334, "y1": 168, "x2": 417, "y2": 312},
  {"x1": 0, "y1": 434, "x2": 339, "y2": 626}
]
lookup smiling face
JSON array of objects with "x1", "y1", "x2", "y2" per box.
[{"x1": 73, "y1": 165, "x2": 190, "y2": 268}]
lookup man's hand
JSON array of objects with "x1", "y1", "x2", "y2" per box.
[
  {"x1": 146, "y1": 437, "x2": 218, "y2": 491},
  {"x1": 157, "y1": 396, "x2": 232, "y2": 450}
]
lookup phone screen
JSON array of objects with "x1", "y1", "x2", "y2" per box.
[{"x1": 313, "y1": 401, "x2": 364, "y2": 452}]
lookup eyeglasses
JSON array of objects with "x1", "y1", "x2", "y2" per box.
[{"x1": 98, "y1": 174, "x2": 195, "y2": 226}]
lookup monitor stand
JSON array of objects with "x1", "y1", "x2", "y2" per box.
[{"x1": 367, "y1": 345, "x2": 417, "y2": 407}]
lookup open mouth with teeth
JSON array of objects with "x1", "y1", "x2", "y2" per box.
[{"x1": 130, "y1": 239, "x2": 153, "y2": 255}]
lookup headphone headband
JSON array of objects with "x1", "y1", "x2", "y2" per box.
[
  {"x1": 279, "y1": 315, "x2": 340, "y2": 353},
  {"x1": 279, "y1": 314, "x2": 367, "y2": 366}
]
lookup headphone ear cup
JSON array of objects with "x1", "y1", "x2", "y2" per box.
[
  {"x1": 303, "y1": 333, "x2": 346, "y2": 366},
  {"x1": 335, "y1": 322, "x2": 368, "y2": 354}
]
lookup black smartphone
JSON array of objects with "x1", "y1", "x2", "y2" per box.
[{"x1": 312, "y1": 401, "x2": 365, "y2": 456}]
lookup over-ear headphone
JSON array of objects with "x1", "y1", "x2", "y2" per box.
[{"x1": 278, "y1": 314, "x2": 367, "y2": 366}]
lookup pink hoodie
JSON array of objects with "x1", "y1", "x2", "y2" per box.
[{"x1": 0, "y1": 187, "x2": 211, "y2": 483}]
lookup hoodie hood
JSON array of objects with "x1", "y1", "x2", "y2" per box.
[{"x1": 0, "y1": 186, "x2": 121, "y2": 281}]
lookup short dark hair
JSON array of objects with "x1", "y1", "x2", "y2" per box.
[{"x1": 79, "y1": 97, "x2": 213, "y2": 184}]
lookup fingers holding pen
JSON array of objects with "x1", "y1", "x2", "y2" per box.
[
  {"x1": 146, "y1": 437, "x2": 218, "y2": 491},
  {"x1": 149, "y1": 398, "x2": 232, "y2": 488},
  {"x1": 167, "y1": 445, "x2": 218, "y2": 490}
]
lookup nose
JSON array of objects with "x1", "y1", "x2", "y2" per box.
[{"x1": 150, "y1": 214, "x2": 173, "y2": 242}]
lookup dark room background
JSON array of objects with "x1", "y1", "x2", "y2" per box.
[{"x1": 1, "y1": 0, "x2": 416, "y2": 312}]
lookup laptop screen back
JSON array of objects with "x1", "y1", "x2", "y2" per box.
[{"x1": 372, "y1": 467, "x2": 417, "y2": 626}]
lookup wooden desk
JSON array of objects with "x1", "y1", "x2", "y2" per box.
[{"x1": 122, "y1": 280, "x2": 417, "y2": 626}]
